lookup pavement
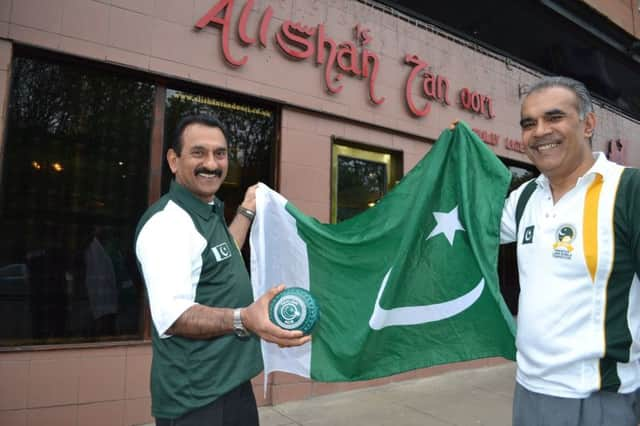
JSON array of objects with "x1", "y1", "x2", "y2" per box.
[{"x1": 258, "y1": 362, "x2": 517, "y2": 426}]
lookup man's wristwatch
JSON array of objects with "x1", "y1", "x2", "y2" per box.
[{"x1": 233, "y1": 308, "x2": 250, "y2": 337}]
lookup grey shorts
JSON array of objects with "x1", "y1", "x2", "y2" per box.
[{"x1": 513, "y1": 382, "x2": 640, "y2": 426}]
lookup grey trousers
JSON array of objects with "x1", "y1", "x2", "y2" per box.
[{"x1": 513, "y1": 382, "x2": 640, "y2": 426}]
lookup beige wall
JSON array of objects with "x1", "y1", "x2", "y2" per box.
[{"x1": 0, "y1": 346, "x2": 153, "y2": 426}]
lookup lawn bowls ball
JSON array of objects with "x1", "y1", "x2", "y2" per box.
[{"x1": 269, "y1": 287, "x2": 319, "y2": 335}]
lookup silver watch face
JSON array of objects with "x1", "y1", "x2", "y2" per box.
[
  {"x1": 233, "y1": 309, "x2": 249, "y2": 337},
  {"x1": 234, "y1": 326, "x2": 250, "y2": 337}
]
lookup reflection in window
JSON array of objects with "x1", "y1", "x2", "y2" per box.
[
  {"x1": 337, "y1": 157, "x2": 387, "y2": 222},
  {"x1": 163, "y1": 89, "x2": 276, "y2": 222},
  {"x1": 332, "y1": 143, "x2": 401, "y2": 223},
  {"x1": 0, "y1": 54, "x2": 154, "y2": 346}
]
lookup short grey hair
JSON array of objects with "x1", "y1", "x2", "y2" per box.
[{"x1": 526, "y1": 76, "x2": 594, "y2": 120}]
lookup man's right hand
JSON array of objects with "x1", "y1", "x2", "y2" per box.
[{"x1": 242, "y1": 284, "x2": 311, "y2": 347}]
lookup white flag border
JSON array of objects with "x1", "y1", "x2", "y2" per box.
[{"x1": 250, "y1": 183, "x2": 312, "y2": 396}]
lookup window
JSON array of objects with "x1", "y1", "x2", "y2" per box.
[
  {"x1": 0, "y1": 54, "x2": 155, "y2": 346},
  {"x1": 162, "y1": 89, "x2": 277, "y2": 223},
  {"x1": 331, "y1": 141, "x2": 402, "y2": 223}
]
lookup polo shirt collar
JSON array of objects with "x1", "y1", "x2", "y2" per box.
[
  {"x1": 169, "y1": 180, "x2": 222, "y2": 220},
  {"x1": 534, "y1": 152, "x2": 609, "y2": 189}
]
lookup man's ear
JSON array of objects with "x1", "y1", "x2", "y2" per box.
[
  {"x1": 167, "y1": 148, "x2": 178, "y2": 174},
  {"x1": 583, "y1": 111, "x2": 596, "y2": 139}
]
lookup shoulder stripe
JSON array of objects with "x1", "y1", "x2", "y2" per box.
[{"x1": 583, "y1": 174, "x2": 603, "y2": 283}]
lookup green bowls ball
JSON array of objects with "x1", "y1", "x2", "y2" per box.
[{"x1": 269, "y1": 287, "x2": 320, "y2": 335}]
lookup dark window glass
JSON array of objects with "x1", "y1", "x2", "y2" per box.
[
  {"x1": 337, "y1": 157, "x2": 387, "y2": 222},
  {"x1": 331, "y1": 143, "x2": 402, "y2": 223},
  {"x1": 163, "y1": 89, "x2": 277, "y2": 222},
  {"x1": 0, "y1": 55, "x2": 155, "y2": 346}
]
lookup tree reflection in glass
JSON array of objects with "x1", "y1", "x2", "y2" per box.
[{"x1": 0, "y1": 55, "x2": 154, "y2": 345}]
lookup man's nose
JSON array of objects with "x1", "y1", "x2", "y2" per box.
[
  {"x1": 202, "y1": 152, "x2": 219, "y2": 168},
  {"x1": 533, "y1": 119, "x2": 551, "y2": 137}
]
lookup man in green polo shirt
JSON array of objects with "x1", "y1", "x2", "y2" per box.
[{"x1": 135, "y1": 114, "x2": 309, "y2": 426}]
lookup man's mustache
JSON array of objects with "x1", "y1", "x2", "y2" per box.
[{"x1": 194, "y1": 168, "x2": 223, "y2": 177}]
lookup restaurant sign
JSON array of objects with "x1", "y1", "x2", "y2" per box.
[{"x1": 195, "y1": 0, "x2": 496, "y2": 119}]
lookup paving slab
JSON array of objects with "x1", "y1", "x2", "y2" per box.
[{"x1": 260, "y1": 362, "x2": 517, "y2": 426}]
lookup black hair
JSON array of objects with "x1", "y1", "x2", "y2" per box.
[{"x1": 172, "y1": 114, "x2": 229, "y2": 155}]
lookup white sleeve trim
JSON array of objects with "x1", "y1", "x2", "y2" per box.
[{"x1": 136, "y1": 201, "x2": 206, "y2": 337}]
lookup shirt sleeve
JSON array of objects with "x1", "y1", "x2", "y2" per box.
[
  {"x1": 500, "y1": 190, "x2": 518, "y2": 244},
  {"x1": 626, "y1": 169, "x2": 640, "y2": 276},
  {"x1": 136, "y1": 208, "x2": 203, "y2": 337}
]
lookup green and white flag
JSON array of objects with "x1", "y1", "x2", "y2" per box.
[{"x1": 250, "y1": 121, "x2": 516, "y2": 382}]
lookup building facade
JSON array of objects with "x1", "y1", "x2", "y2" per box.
[{"x1": 0, "y1": 1, "x2": 639, "y2": 425}]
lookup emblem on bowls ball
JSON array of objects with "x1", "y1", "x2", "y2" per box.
[{"x1": 269, "y1": 287, "x2": 319, "y2": 335}]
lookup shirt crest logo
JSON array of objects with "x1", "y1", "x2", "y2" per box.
[
  {"x1": 552, "y1": 224, "x2": 575, "y2": 260},
  {"x1": 211, "y1": 242, "x2": 232, "y2": 262},
  {"x1": 522, "y1": 225, "x2": 535, "y2": 244}
]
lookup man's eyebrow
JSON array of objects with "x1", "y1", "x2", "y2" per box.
[
  {"x1": 543, "y1": 108, "x2": 566, "y2": 116},
  {"x1": 519, "y1": 117, "x2": 534, "y2": 127}
]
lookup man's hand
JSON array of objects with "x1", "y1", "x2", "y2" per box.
[
  {"x1": 229, "y1": 183, "x2": 259, "y2": 247},
  {"x1": 240, "y1": 183, "x2": 258, "y2": 213},
  {"x1": 449, "y1": 119, "x2": 460, "y2": 130},
  {"x1": 242, "y1": 284, "x2": 311, "y2": 347}
]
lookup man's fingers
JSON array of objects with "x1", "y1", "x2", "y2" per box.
[
  {"x1": 269, "y1": 335, "x2": 311, "y2": 348},
  {"x1": 449, "y1": 119, "x2": 460, "y2": 130}
]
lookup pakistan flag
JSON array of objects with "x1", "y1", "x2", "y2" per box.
[{"x1": 250, "y1": 121, "x2": 516, "y2": 382}]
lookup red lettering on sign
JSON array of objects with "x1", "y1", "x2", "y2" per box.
[
  {"x1": 404, "y1": 55, "x2": 431, "y2": 117},
  {"x1": 459, "y1": 88, "x2": 494, "y2": 118},
  {"x1": 362, "y1": 49, "x2": 384, "y2": 104},
  {"x1": 505, "y1": 138, "x2": 526, "y2": 153},
  {"x1": 195, "y1": 0, "x2": 247, "y2": 67},
  {"x1": 195, "y1": 1, "x2": 497, "y2": 118},
  {"x1": 238, "y1": 0, "x2": 255, "y2": 44},
  {"x1": 259, "y1": 6, "x2": 273, "y2": 47},
  {"x1": 472, "y1": 128, "x2": 499, "y2": 146},
  {"x1": 276, "y1": 21, "x2": 315, "y2": 59}
]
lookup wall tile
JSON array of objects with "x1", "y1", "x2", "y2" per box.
[
  {"x1": 0, "y1": 410, "x2": 27, "y2": 426},
  {"x1": 28, "y1": 358, "x2": 79, "y2": 408},
  {"x1": 9, "y1": 24, "x2": 61, "y2": 50},
  {"x1": 154, "y1": 0, "x2": 194, "y2": 27},
  {"x1": 0, "y1": 361, "x2": 29, "y2": 409},
  {"x1": 11, "y1": 0, "x2": 63, "y2": 33},
  {"x1": 27, "y1": 406, "x2": 76, "y2": 426},
  {"x1": 78, "y1": 356, "x2": 126, "y2": 403},
  {"x1": 111, "y1": 0, "x2": 153, "y2": 15},
  {"x1": 77, "y1": 400, "x2": 124, "y2": 426},
  {"x1": 124, "y1": 354, "x2": 150, "y2": 399},
  {"x1": 62, "y1": 0, "x2": 110, "y2": 44},
  {"x1": 123, "y1": 397, "x2": 152, "y2": 426},
  {"x1": 108, "y1": 6, "x2": 152, "y2": 54}
]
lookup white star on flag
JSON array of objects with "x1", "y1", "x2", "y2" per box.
[{"x1": 426, "y1": 206, "x2": 465, "y2": 245}]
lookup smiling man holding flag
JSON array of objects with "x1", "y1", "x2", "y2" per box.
[{"x1": 250, "y1": 121, "x2": 516, "y2": 382}]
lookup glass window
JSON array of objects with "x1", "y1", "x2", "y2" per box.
[
  {"x1": 0, "y1": 54, "x2": 155, "y2": 346},
  {"x1": 163, "y1": 89, "x2": 277, "y2": 222},
  {"x1": 332, "y1": 142, "x2": 402, "y2": 223}
]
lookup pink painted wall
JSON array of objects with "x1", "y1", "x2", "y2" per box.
[
  {"x1": 0, "y1": 345, "x2": 153, "y2": 426},
  {"x1": 0, "y1": 0, "x2": 637, "y2": 166}
]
